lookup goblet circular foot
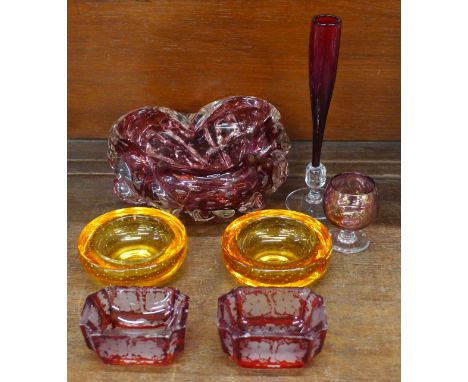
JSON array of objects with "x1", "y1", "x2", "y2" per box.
[
  {"x1": 330, "y1": 228, "x2": 370, "y2": 254},
  {"x1": 285, "y1": 188, "x2": 326, "y2": 220}
]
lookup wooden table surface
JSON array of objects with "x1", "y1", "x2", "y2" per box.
[{"x1": 68, "y1": 140, "x2": 400, "y2": 382}]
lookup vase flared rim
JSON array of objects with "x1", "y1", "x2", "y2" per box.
[{"x1": 312, "y1": 14, "x2": 342, "y2": 27}]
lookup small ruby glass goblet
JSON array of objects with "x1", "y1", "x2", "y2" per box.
[{"x1": 323, "y1": 172, "x2": 378, "y2": 254}]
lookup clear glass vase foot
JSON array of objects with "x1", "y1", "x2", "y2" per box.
[
  {"x1": 285, "y1": 187, "x2": 326, "y2": 220},
  {"x1": 330, "y1": 228, "x2": 370, "y2": 254}
]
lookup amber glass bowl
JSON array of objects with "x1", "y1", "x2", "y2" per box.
[
  {"x1": 221, "y1": 209, "x2": 332, "y2": 287},
  {"x1": 78, "y1": 207, "x2": 187, "y2": 286}
]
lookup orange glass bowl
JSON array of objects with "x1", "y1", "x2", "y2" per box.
[
  {"x1": 78, "y1": 207, "x2": 187, "y2": 286},
  {"x1": 221, "y1": 209, "x2": 332, "y2": 287}
]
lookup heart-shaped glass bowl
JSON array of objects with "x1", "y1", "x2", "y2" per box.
[
  {"x1": 108, "y1": 96, "x2": 290, "y2": 221},
  {"x1": 221, "y1": 209, "x2": 332, "y2": 287},
  {"x1": 78, "y1": 207, "x2": 187, "y2": 286}
]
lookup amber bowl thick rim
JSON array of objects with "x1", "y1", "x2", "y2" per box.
[
  {"x1": 78, "y1": 207, "x2": 187, "y2": 284},
  {"x1": 221, "y1": 209, "x2": 332, "y2": 286}
]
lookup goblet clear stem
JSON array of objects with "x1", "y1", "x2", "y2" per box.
[
  {"x1": 285, "y1": 162, "x2": 327, "y2": 220},
  {"x1": 337, "y1": 229, "x2": 357, "y2": 244},
  {"x1": 330, "y1": 228, "x2": 370, "y2": 254}
]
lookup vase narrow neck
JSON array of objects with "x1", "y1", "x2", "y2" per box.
[{"x1": 309, "y1": 15, "x2": 341, "y2": 167}]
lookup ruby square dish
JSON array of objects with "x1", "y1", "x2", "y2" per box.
[
  {"x1": 80, "y1": 286, "x2": 189, "y2": 365},
  {"x1": 217, "y1": 287, "x2": 327, "y2": 368}
]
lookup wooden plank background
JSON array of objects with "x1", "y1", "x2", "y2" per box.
[
  {"x1": 68, "y1": 140, "x2": 400, "y2": 381},
  {"x1": 68, "y1": 0, "x2": 400, "y2": 140}
]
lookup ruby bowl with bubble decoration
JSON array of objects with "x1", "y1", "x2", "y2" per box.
[{"x1": 108, "y1": 96, "x2": 290, "y2": 221}]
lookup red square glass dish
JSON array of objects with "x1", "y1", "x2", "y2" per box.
[
  {"x1": 80, "y1": 286, "x2": 189, "y2": 365},
  {"x1": 217, "y1": 287, "x2": 327, "y2": 368}
]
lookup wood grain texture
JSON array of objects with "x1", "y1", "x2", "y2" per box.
[
  {"x1": 68, "y1": 140, "x2": 400, "y2": 381},
  {"x1": 67, "y1": 0, "x2": 400, "y2": 141}
]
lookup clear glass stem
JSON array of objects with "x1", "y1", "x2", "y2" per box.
[
  {"x1": 305, "y1": 189, "x2": 322, "y2": 204},
  {"x1": 330, "y1": 228, "x2": 370, "y2": 254},
  {"x1": 305, "y1": 162, "x2": 326, "y2": 205},
  {"x1": 337, "y1": 229, "x2": 358, "y2": 245},
  {"x1": 284, "y1": 162, "x2": 327, "y2": 220}
]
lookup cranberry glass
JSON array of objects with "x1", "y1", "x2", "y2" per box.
[
  {"x1": 79, "y1": 286, "x2": 189, "y2": 365},
  {"x1": 323, "y1": 172, "x2": 378, "y2": 254},
  {"x1": 217, "y1": 287, "x2": 328, "y2": 368},
  {"x1": 108, "y1": 96, "x2": 290, "y2": 221},
  {"x1": 286, "y1": 15, "x2": 341, "y2": 220}
]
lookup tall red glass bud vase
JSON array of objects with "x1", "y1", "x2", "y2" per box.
[
  {"x1": 286, "y1": 15, "x2": 341, "y2": 220},
  {"x1": 310, "y1": 15, "x2": 341, "y2": 167}
]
